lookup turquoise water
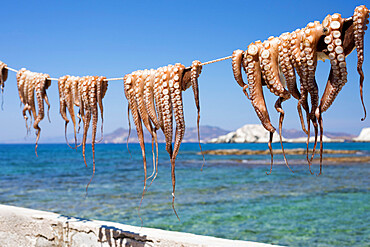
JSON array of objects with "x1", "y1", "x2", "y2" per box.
[{"x1": 0, "y1": 142, "x2": 369, "y2": 246}]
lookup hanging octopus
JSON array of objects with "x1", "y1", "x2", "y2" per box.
[
  {"x1": 124, "y1": 70, "x2": 152, "y2": 217},
  {"x1": 57, "y1": 75, "x2": 108, "y2": 189},
  {"x1": 0, "y1": 62, "x2": 8, "y2": 96},
  {"x1": 354, "y1": 5, "x2": 369, "y2": 121},
  {"x1": 123, "y1": 61, "x2": 200, "y2": 220},
  {"x1": 16, "y1": 69, "x2": 51, "y2": 155},
  {"x1": 0, "y1": 61, "x2": 8, "y2": 109},
  {"x1": 259, "y1": 37, "x2": 292, "y2": 173},
  {"x1": 58, "y1": 76, "x2": 81, "y2": 148},
  {"x1": 189, "y1": 60, "x2": 205, "y2": 168},
  {"x1": 232, "y1": 36, "x2": 294, "y2": 175},
  {"x1": 232, "y1": 43, "x2": 274, "y2": 173},
  {"x1": 231, "y1": 5, "x2": 369, "y2": 175},
  {"x1": 277, "y1": 31, "x2": 311, "y2": 147},
  {"x1": 288, "y1": 22, "x2": 325, "y2": 173},
  {"x1": 315, "y1": 6, "x2": 369, "y2": 175}
]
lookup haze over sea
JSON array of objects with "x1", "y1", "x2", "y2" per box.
[{"x1": 0, "y1": 142, "x2": 369, "y2": 246}]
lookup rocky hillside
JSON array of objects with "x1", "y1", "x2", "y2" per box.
[{"x1": 103, "y1": 125, "x2": 229, "y2": 143}]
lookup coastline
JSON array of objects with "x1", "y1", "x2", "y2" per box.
[
  {"x1": 200, "y1": 148, "x2": 370, "y2": 164},
  {"x1": 0, "y1": 204, "x2": 281, "y2": 247}
]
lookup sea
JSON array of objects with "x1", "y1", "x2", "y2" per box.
[{"x1": 0, "y1": 142, "x2": 369, "y2": 246}]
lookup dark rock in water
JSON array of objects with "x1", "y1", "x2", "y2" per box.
[{"x1": 201, "y1": 149, "x2": 360, "y2": 156}]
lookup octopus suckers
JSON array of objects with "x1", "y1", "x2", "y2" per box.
[{"x1": 248, "y1": 45, "x2": 258, "y2": 56}]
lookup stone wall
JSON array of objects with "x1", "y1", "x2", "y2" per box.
[{"x1": 0, "y1": 204, "x2": 279, "y2": 247}]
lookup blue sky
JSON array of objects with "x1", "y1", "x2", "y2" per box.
[{"x1": 0, "y1": 0, "x2": 369, "y2": 142}]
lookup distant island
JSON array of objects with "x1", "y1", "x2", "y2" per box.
[
  {"x1": 2, "y1": 125, "x2": 370, "y2": 144},
  {"x1": 97, "y1": 124, "x2": 368, "y2": 144},
  {"x1": 208, "y1": 124, "x2": 358, "y2": 143}
]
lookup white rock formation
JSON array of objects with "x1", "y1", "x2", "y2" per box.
[
  {"x1": 209, "y1": 124, "x2": 344, "y2": 143},
  {"x1": 353, "y1": 127, "x2": 370, "y2": 142},
  {"x1": 209, "y1": 124, "x2": 284, "y2": 143}
]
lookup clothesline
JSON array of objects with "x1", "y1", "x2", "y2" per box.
[{"x1": 3, "y1": 55, "x2": 233, "y2": 82}]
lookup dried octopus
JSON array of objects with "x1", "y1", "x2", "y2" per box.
[
  {"x1": 58, "y1": 75, "x2": 108, "y2": 189},
  {"x1": 123, "y1": 61, "x2": 202, "y2": 219},
  {"x1": 16, "y1": 68, "x2": 51, "y2": 155},
  {"x1": 232, "y1": 37, "x2": 293, "y2": 175},
  {"x1": 0, "y1": 61, "x2": 8, "y2": 108},
  {"x1": 315, "y1": 6, "x2": 369, "y2": 175},
  {"x1": 232, "y1": 5, "x2": 369, "y2": 175}
]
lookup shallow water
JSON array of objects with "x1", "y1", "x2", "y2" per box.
[{"x1": 0, "y1": 142, "x2": 369, "y2": 246}]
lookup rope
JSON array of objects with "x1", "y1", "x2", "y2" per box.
[
  {"x1": 185, "y1": 55, "x2": 232, "y2": 69},
  {"x1": 4, "y1": 54, "x2": 233, "y2": 82},
  {"x1": 6, "y1": 67, "x2": 18, "y2": 73},
  {"x1": 200, "y1": 55, "x2": 232, "y2": 66},
  {"x1": 104, "y1": 77, "x2": 124, "y2": 81}
]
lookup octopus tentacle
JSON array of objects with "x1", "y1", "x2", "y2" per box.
[
  {"x1": 28, "y1": 75, "x2": 37, "y2": 123},
  {"x1": 260, "y1": 37, "x2": 290, "y2": 100},
  {"x1": 313, "y1": 13, "x2": 358, "y2": 173},
  {"x1": 71, "y1": 77, "x2": 82, "y2": 135},
  {"x1": 290, "y1": 29, "x2": 311, "y2": 135},
  {"x1": 16, "y1": 69, "x2": 26, "y2": 105},
  {"x1": 65, "y1": 76, "x2": 79, "y2": 148},
  {"x1": 153, "y1": 68, "x2": 165, "y2": 132},
  {"x1": 134, "y1": 70, "x2": 156, "y2": 186},
  {"x1": 58, "y1": 76, "x2": 72, "y2": 148},
  {"x1": 135, "y1": 71, "x2": 154, "y2": 142},
  {"x1": 124, "y1": 64, "x2": 194, "y2": 220},
  {"x1": 167, "y1": 64, "x2": 186, "y2": 220},
  {"x1": 290, "y1": 26, "x2": 320, "y2": 172},
  {"x1": 25, "y1": 73, "x2": 36, "y2": 132},
  {"x1": 232, "y1": 50, "x2": 247, "y2": 94},
  {"x1": 320, "y1": 14, "x2": 347, "y2": 112},
  {"x1": 315, "y1": 13, "x2": 347, "y2": 175},
  {"x1": 143, "y1": 69, "x2": 160, "y2": 184},
  {"x1": 124, "y1": 73, "x2": 147, "y2": 220},
  {"x1": 353, "y1": 5, "x2": 369, "y2": 120},
  {"x1": 16, "y1": 71, "x2": 51, "y2": 156},
  {"x1": 61, "y1": 74, "x2": 106, "y2": 192},
  {"x1": 23, "y1": 72, "x2": 33, "y2": 132},
  {"x1": 34, "y1": 74, "x2": 50, "y2": 156},
  {"x1": 161, "y1": 66, "x2": 176, "y2": 218},
  {"x1": 160, "y1": 67, "x2": 174, "y2": 158},
  {"x1": 171, "y1": 64, "x2": 186, "y2": 160},
  {"x1": 144, "y1": 69, "x2": 161, "y2": 130},
  {"x1": 260, "y1": 37, "x2": 292, "y2": 173},
  {"x1": 79, "y1": 77, "x2": 91, "y2": 168},
  {"x1": 299, "y1": 21, "x2": 325, "y2": 171},
  {"x1": 77, "y1": 78, "x2": 85, "y2": 136},
  {"x1": 96, "y1": 76, "x2": 107, "y2": 142},
  {"x1": 279, "y1": 32, "x2": 315, "y2": 166},
  {"x1": 86, "y1": 76, "x2": 99, "y2": 192},
  {"x1": 126, "y1": 105, "x2": 132, "y2": 158},
  {"x1": 16, "y1": 69, "x2": 29, "y2": 131},
  {"x1": 278, "y1": 33, "x2": 300, "y2": 100},
  {"x1": 44, "y1": 87, "x2": 51, "y2": 123},
  {"x1": 190, "y1": 60, "x2": 205, "y2": 169},
  {"x1": 242, "y1": 41, "x2": 276, "y2": 174},
  {"x1": 0, "y1": 61, "x2": 8, "y2": 109},
  {"x1": 243, "y1": 42, "x2": 275, "y2": 133}
]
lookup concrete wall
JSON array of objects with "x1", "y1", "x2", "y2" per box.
[{"x1": 0, "y1": 204, "x2": 280, "y2": 247}]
